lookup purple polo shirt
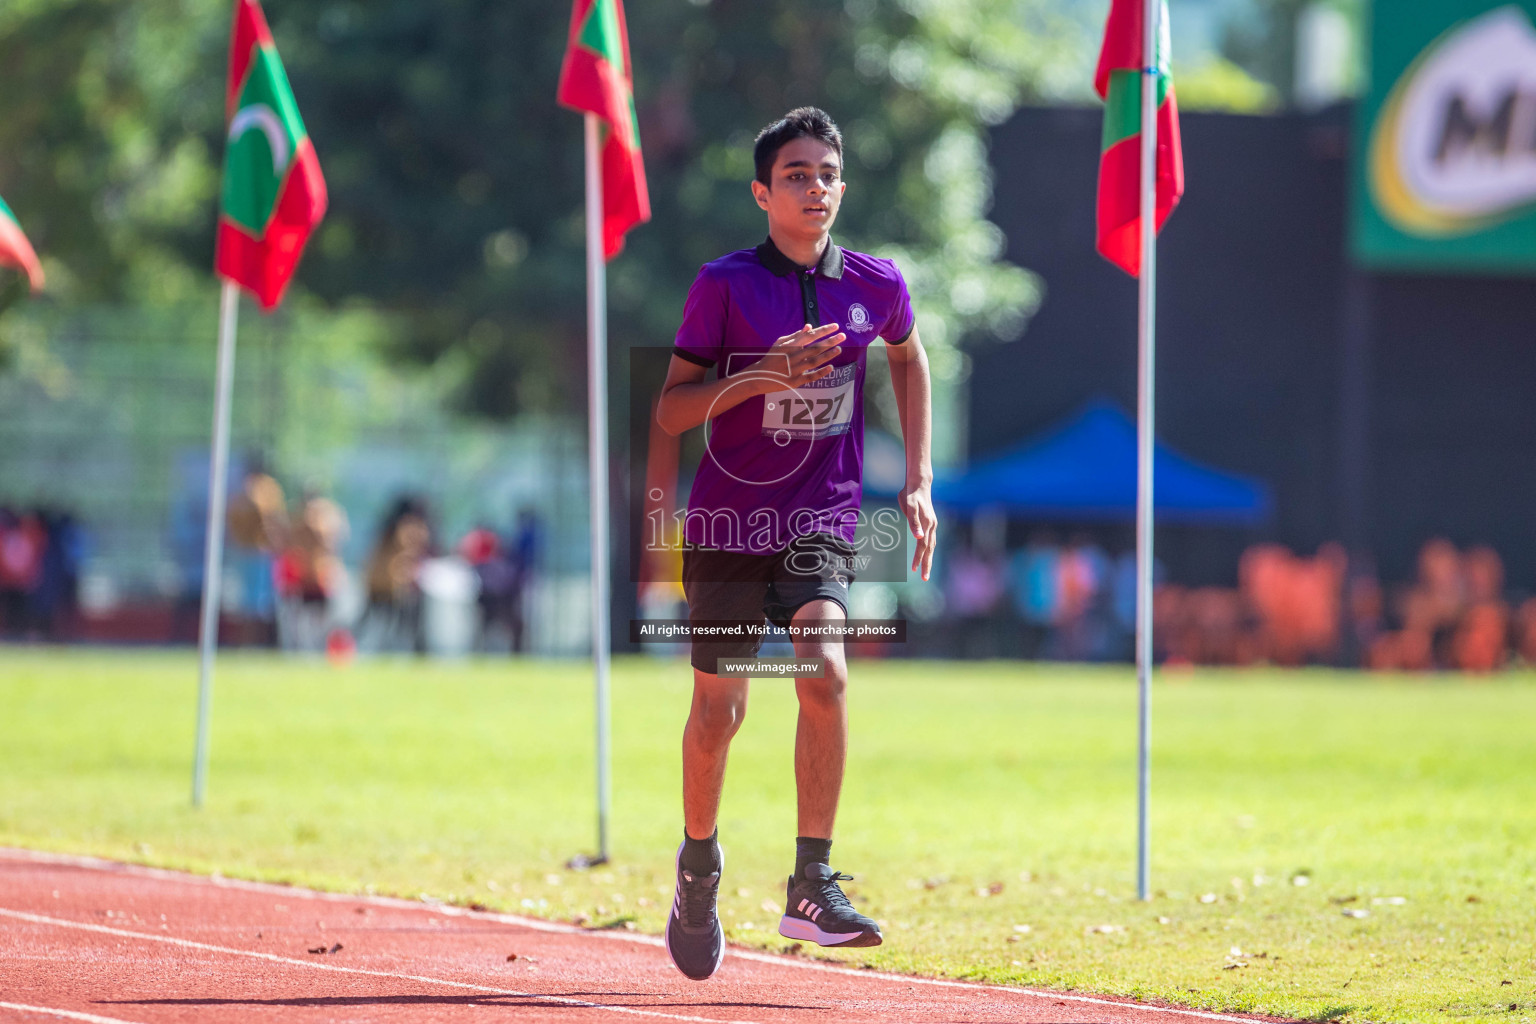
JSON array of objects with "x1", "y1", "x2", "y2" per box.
[{"x1": 673, "y1": 237, "x2": 915, "y2": 555}]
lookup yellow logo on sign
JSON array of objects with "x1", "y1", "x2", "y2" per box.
[{"x1": 1369, "y1": 6, "x2": 1536, "y2": 236}]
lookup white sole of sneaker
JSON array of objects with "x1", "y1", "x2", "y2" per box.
[
  {"x1": 666, "y1": 841, "x2": 725, "y2": 980},
  {"x1": 777, "y1": 914, "x2": 883, "y2": 947}
]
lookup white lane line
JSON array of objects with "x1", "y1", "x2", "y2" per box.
[
  {"x1": 0, "y1": 1003, "x2": 146, "y2": 1024},
  {"x1": 1, "y1": 848, "x2": 1283, "y2": 1023},
  {"x1": 0, "y1": 908, "x2": 752, "y2": 1024},
  {"x1": 722, "y1": 949, "x2": 1273, "y2": 1024}
]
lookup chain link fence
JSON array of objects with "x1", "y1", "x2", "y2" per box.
[{"x1": 0, "y1": 305, "x2": 595, "y2": 655}]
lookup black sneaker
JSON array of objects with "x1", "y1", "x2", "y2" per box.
[
  {"x1": 778, "y1": 862, "x2": 883, "y2": 947},
  {"x1": 664, "y1": 842, "x2": 725, "y2": 980}
]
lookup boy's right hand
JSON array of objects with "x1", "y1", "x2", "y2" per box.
[{"x1": 746, "y1": 323, "x2": 844, "y2": 390}]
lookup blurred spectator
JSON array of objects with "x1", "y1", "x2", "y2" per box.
[
  {"x1": 33, "y1": 508, "x2": 84, "y2": 640},
  {"x1": 1451, "y1": 546, "x2": 1508, "y2": 673},
  {"x1": 459, "y1": 523, "x2": 512, "y2": 651},
  {"x1": 1419, "y1": 538, "x2": 1466, "y2": 627},
  {"x1": 460, "y1": 507, "x2": 543, "y2": 653},
  {"x1": 1008, "y1": 530, "x2": 1059, "y2": 658},
  {"x1": 276, "y1": 489, "x2": 350, "y2": 651},
  {"x1": 505, "y1": 507, "x2": 542, "y2": 653},
  {"x1": 947, "y1": 545, "x2": 1004, "y2": 616},
  {"x1": 1515, "y1": 598, "x2": 1536, "y2": 666},
  {"x1": 226, "y1": 458, "x2": 288, "y2": 646},
  {"x1": 945, "y1": 530, "x2": 1005, "y2": 658},
  {"x1": 1342, "y1": 553, "x2": 1384, "y2": 667},
  {"x1": 0, "y1": 507, "x2": 47, "y2": 638},
  {"x1": 922, "y1": 526, "x2": 1524, "y2": 672},
  {"x1": 1158, "y1": 586, "x2": 1246, "y2": 666},
  {"x1": 1055, "y1": 533, "x2": 1109, "y2": 660},
  {"x1": 169, "y1": 479, "x2": 210, "y2": 643},
  {"x1": 1108, "y1": 549, "x2": 1139, "y2": 659},
  {"x1": 1452, "y1": 602, "x2": 1508, "y2": 673},
  {"x1": 1152, "y1": 583, "x2": 1183, "y2": 664},
  {"x1": 359, "y1": 495, "x2": 433, "y2": 652},
  {"x1": 1297, "y1": 542, "x2": 1346, "y2": 662},
  {"x1": 1238, "y1": 542, "x2": 1344, "y2": 666},
  {"x1": 1367, "y1": 538, "x2": 1516, "y2": 672}
]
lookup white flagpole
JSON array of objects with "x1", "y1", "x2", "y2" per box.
[
  {"x1": 1134, "y1": 0, "x2": 1160, "y2": 901},
  {"x1": 584, "y1": 111, "x2": 613, "y2": 864},
  {"x1": 192, "y1": 279, "x2": 241, "y2": 808}
]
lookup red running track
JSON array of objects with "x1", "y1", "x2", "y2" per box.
[{"x1": 0, "y1": 849, "x2": 1294, "y2": 1024}]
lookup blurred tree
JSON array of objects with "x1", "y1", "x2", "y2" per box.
[
  {"x1": 0, "y1": 0, "x2": 227, "y2": 311},
  {"x1": 1220, "y1": 0, "x2": 1364, "y2": 105},
  {"x1": 1174, "y1": 57, "x2": 1280, "y2": 113},
  {"x1": 277, "y1": 0, "x2": 1094, "y2": 418},
  {"x1": 1, "y1": 0, "x2": 1099, "y2": 417}
]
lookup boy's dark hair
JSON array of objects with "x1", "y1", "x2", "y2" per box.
[{"x1": 753, "y1": 107, "x2": 843, "y2": 186}]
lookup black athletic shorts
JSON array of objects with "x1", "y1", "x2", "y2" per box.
[{"x1": 681, "y1": 532, "x2": 857, "y2": 673}]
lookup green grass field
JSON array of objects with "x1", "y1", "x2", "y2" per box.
[{"x1": 2, "y1": 649, "x2": 1533, "y2": 1022}]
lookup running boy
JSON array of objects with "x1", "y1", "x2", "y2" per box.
[{"x1": 654, "y1": 107, "x2": 936, "y2": 980}]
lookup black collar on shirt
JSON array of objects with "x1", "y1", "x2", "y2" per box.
[{"x1": 755, "y1": 236, "x2": 845, "y2": 280}]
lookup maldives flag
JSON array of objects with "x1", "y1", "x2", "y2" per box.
[
  {"x1": 215, "y1": 0, "x2": 326, "y2": 310},
  {"x1": 557, "y1": 0, "x2": 650, "y2": 260},
  {"x1": 1094, "y1": 0, "x2": 1184, "y2": 277},
  {"x1": 0, "y1": 194, "x2": 44, "y2": 292}
]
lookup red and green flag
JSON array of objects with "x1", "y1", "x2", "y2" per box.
[
  {"x1": 215, "y1": 0, "x2": 326, "y2": 310},
  {"x1": 1094, "y1": 0, "x2": 1184, "y2": 277},
  {"x1": 557, "y1": 0, "x2": 650, "y2": 260},
  {"x1": 0, "y1": 193, "x2": 44, "y2": 293}
]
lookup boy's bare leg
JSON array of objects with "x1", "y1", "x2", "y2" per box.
[
  {"x1": 790, "y1": 599, "x2": 849, "y2": 839},
  {"x1": 775, "y1": 597, "x2": 879, "y2": 947},
  {"x1": 682, "y1": 670, "x2": 749, "y2": 840},
  {"x1": 670, "y1": 666, "x2": 741, "y2": 982}
]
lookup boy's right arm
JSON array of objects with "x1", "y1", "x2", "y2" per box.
[{"x1": 656, "y1": 323, "x2": 846, "y2": 437}]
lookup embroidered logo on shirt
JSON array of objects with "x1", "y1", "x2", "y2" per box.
[{"x1": 845, "y1": 303, "x2": 874, "y2": 333}]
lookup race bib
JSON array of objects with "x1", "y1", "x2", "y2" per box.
[{"x1": 760, "y1": 364, "x2": 857, "y2": 441}]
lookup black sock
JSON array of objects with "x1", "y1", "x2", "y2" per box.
[
  {"x1": 680, "y1": 829, "x2": 721, "y2": 875},
  {"x1": 794, "y1": 836, "x2": 832, "y2": 880}
]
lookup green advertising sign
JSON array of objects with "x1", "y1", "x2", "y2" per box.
[{"x1": 1352, "y1": 1, "x2": 1536, "y2": 272}]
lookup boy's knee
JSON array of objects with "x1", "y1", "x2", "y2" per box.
[
  {"x1": 690, "y1": 682, "x2": 748, "y2": 745},
  {"x1": 795, "y1": 651, "x2": 846, "y2": 707}
]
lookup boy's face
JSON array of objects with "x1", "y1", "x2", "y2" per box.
[{"x1": 751, "y1": 136, "x2": 846, "y2": 241}]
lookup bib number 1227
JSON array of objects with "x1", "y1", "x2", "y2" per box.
[
  {"x1": 776, "y1": 392, "x2": 845, "y2": 426},
  {"x1": 760, "y1": 366, "x2": 856, "y2": 440}
]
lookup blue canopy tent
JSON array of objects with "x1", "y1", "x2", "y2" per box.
[{"x1": 932, "y1": 399, "x2": 1272, "y2": 526}]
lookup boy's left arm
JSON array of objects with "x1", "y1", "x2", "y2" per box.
[{"x1": 885, "y1": 327, "x2": 937, "y2": 581}]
